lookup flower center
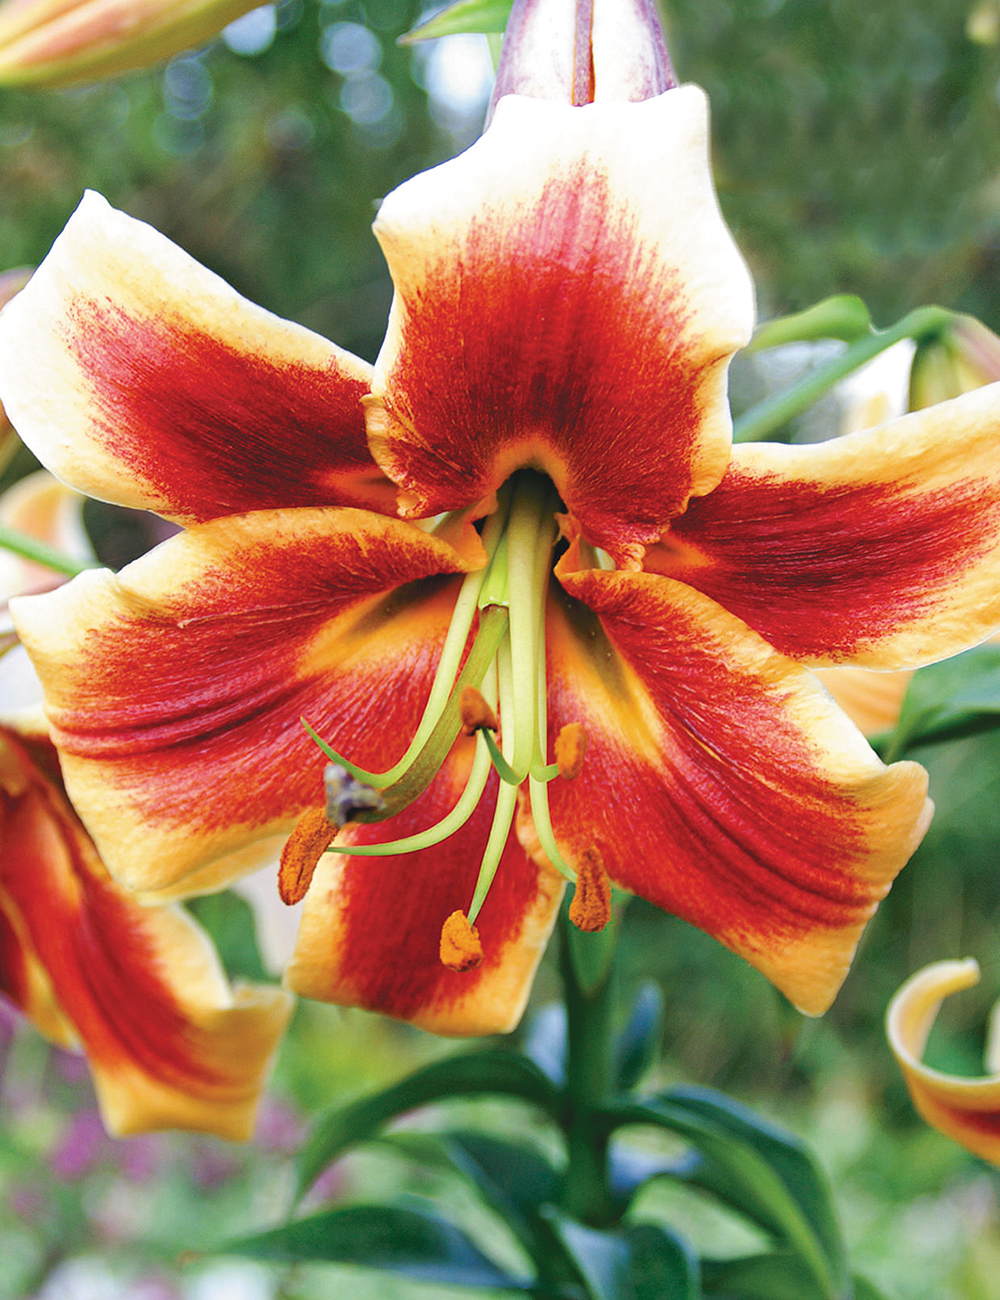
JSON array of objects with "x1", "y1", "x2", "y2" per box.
[{"x1": 292, "y1": 470, "x2": 591, "y2": 965}]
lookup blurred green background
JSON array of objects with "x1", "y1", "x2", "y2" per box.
[{"x1": 3, "y1": 1, "x2": 1000, "y2": 1297}]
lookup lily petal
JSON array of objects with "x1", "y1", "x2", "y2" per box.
[
  {"x1": 286, "y1": 753, "x2": 565, "y2": 1036},
  {"x1": 545, "y1": 563, "x2": 931, "y2": 1014},
  {"x1": 0, "y1": 729, "x2": 292, "y2": 1138},
  {"x1": 368, "y1": 86, "x2": 754, "y2": 567},
  {"x1": 11, "y1": 507, "x2": 480, "y2": 896},
  {"x1": 0, "y1": 192, "x2": 396, "y2": 525},
  {"x1": 0, "y1": 469, "x2": 93, "y2": 601},
  {"x1": 887, "y1": 959, "x2": 1000, "y2": 1165},
  {"x1": 812, "y1": 666, "x2": 912, "y2": 738},
  {"x1": 649, "y1": 386, "x2": 1000, "y2": 667}
]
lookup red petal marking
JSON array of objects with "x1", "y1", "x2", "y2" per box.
[
  {"x1": 371, "y1": 92, "x2": 752, "y2": 567},
  {"x1": 0, "y1": 728, "x2": 289, "y2": 1136},
  {"x1": 13, "y1": 509, "x2": 478, "y2": 894},
  {"x1": 652, "y1": 422, "x2": 1000, "y2": 667},
  {"x1": 287, "y1": 750, "x2": 564, "y2": 1035},
  {"x1": 67, "y1": 296, "x2": 395, "y2": 523},
  {"x1": 544, "y1": 566, "x2": 929, "y2": 1013}
]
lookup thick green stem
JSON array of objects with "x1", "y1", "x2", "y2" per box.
[
  {"x1": 734, "y1": 304, "x2": 955, "y2": 443},
  {"x1": 557, "y1": 905, "x2": 618, "y2": 1226}
]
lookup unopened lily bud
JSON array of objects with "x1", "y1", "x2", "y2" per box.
[
  {"x1": 910, "y1": 314, "x2": 1000, "y2": 411},
  {"x1": 0, "y1": 0, "x2": 266, "y2": 90},
  {"x1": 487, "y1": 0, "x2": 676, "y2": 123}
]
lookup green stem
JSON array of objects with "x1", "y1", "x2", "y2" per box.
[
  {"x1": 0, "y1": 523, "x2": 94, "y2": 577},
  {"x1": 734, "y1": 304, "x2": 955, "y2": 443},
  {"x1": 557, "y1": 904, "x2": 618, "y2": 1226}
]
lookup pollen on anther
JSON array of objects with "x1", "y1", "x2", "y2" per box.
[
  {"x1": 569, "y1": 847, "x2": 611, "y2": 932},
  {"x1": 555, "y1": 723, "x2": 588, "y2": 779},
  {"x1": 278, "y1": 807, "x2": 336, "y2": 905},
  {"x1": 440, "y1": 910, "x2": 483, "y2": 971},
  {"x1": 460, "y1": 686, "x2": 498, "y2": 736}
]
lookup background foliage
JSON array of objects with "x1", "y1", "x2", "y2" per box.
[{"x1": 3, "y1": 1, "x2": 1000, "y2": 1297}]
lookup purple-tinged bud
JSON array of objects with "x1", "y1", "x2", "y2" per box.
[{"x1": 487, "y1": 0, "x2": 676, "y2": 124}]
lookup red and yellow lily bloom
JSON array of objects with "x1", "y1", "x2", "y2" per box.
[
  {"x1": 887, "y1": 960, "x2": 1000, "y2": 1166},
  {"x1": 4, "y1": 20, "x2": 1000, "y2": 1037},
  {"x1": 0, "y1": 722, "x2": 293, "y2": 1138}
]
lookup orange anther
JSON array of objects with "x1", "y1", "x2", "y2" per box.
[
  {"x1": 554, "y1": 722, "x2": 588, "y2": 779},
  {"x1": 569, "y1": 847, "x2": 611, "y2": 932},
  {"x1": 439, "y1": 910, "x2": 484, "y2": 971},
  {"x1": 278, "y1": 806, "x2": 336, "y2": 905},
  {"x1": 460, "y1": 686, "x2": 498, "y2": 736}
]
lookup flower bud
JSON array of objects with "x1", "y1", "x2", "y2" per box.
[
  {"x1": 0, "y1": 0, "x2": 265, "y2": 89},
  {"x1": 486, "y1": 0, "x2": 676, "y2": 123},
  {"x1": 909, "y1": 313, "x2": 1000, "y2": 410}
]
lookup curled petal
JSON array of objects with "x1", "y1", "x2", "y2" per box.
[
  {"x1": 0, "y1": 729, "x2": 292, "y2": 1138},
  {"x1": 0, "y1": 192, "x2": 395, "y2": 525},
  {"x1": 369, "y1": 86, "x2": 754, "y2": 567},
  {"x1": 650, "y1": 386, "x2": 1000, "y2": 667},
  {"x1": 812, "y1": 666, "x2": 912, "y2": 738},
  {"x1": 887, "y1": 959, "x2": 1000, "y2": 1165},
  {"x1": 545, "y1": 564, "x2": 931, "y2": 1014},
  {"x1": 11, "y1": 507, "x2": 480, "y2": 896},
  {"x1": 286, "y1": 753, "x2": 565, "y2": 1036}
]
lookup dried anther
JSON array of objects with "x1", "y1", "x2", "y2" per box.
[
  {"x1": 324, "y1": 763, "x2": 384, "y2": 827},
  {"x1": 279, "y1": 806, "x2": 336, "y2": 905},
  {"x1": 439, "y1": 909, "x2": 483, "y2": 971},
  {"x1": 460, "y1": 686, "x2": 498, "y2": 736},
  {"x1": 569, "y1": 846, "x2": 611, "y2": 932},
  {"x1": 555, "y1": 722, "x2": 588, "y2": 779}
]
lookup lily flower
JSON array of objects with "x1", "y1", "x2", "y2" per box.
[
  {"x1": 0, "y1": 0, "x2": 266, "y2": 89},
  {"x1": 887, "y1": 959, "x2": 1000, "y2": 1165},
  {"x1": 3, "y1": 0, "x2": 1000, "y2": 1038}
]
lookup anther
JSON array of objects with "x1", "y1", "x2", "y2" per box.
[
  {"x1": 460, "y1": 686, "x2": 498, "y2": 736},
  {"x1": 324, "y1": 764, "x2": 384, "y2": 827},
  {"x1": 555, "y1": 723, "x2": 588, "y2": 780},
  {"x1": 279, "y1": 807, "x2": 336, "y2": 905},
  {"x1": 569, "y1": 847, "x2": 611, "y2": 932},
  {"x1": 439, "y1": 910, "x2": 483, "y2": 972}
]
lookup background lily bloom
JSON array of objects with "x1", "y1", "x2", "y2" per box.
[
  {"x1": 0, "y1": 722, "x2": 293, "y2": 1138},
  {"x1": 4, "y1": 70, "x2": 1000, "y2": 1040},
  {"x1": 887, "y1": 960, "x2": 1000, "y2": 1166}
]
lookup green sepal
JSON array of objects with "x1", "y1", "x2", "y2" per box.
[
  {"x1": 295, "y1": 1048, "x2": 562, "y2": 1201},
  {"x1": 219, "y1": 1201, "x2": 531, "y2": 1290},
  {"x1": 614, "y1": 982, "x2": 664, "y2": 1092},
  {"x1": 400, "y1": 0, "x2": 514, "y2": 42},
  {"x1": 184, "y1": 889, "x2": 267, "y2": 982},
  {"x1": 882, "y1": 644, "x2": 1000, "y2": 760},
  {"x1": 599, "y1": 1087, "x2": 848, "y2": 1300},
  {"x1": 542, "y1": 1210, "x2": 701, "y2": 1300}
]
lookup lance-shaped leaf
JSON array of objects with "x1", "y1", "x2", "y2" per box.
[
  {"x1": 615, "y1": 981, "x2": 664, "y2": 1092},
  {"x1": 884, "y1": 644, "x2": 1000, "y2": 758},
  {"x1": 402, "y1": 0, "x2": 512, "y2": 42},
  {"x1": 542, "y1": 1210, "x2": 700, "y2": 1300},
  {"x1": 296, "y1": 1048, "x2": 562, "y2": 1199},
  {"x1": 601, "y1": 1087, "x2": 848, "y2": 1300},
  {"x1": 221, "y1": 1202, "x2": 532, "y2": 1290}
]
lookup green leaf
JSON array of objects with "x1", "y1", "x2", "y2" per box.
[
  {"x1": 185, "y1": 889, "x2": 267, "y2": 982},
  {"x1": 543, "y1": 1211, "x2": 700, "y2": 1300},
  {"x1": 748, "y1": 296, "x2": 873, "y2": 349},
  {"x1": 885, "y1": 645, "x2": 1000, "y2": 758},
  {"x1": 852, "y1": 1275, "x2": 891, "y2": 1300},
  {"x1": 615, "y1": 982, "x2": 664, "y2": 1092},
  {"x1": 523, "y1": 1001, "x2": 568, "y2": 1087},
  {"x1": 600, "y1": 1088, "x2": 848, "y2": 1300},
  {"x1": 221, "y1": 1202, "x2": 531, "y2": 1289},
  {"x1": 296, "y1": 1048, "x2": 562, "y2": 1200},
  {"x1": 400, "y1": 0, "x2": 513, "y2": 42},
  {"x1": 701, "y1": 1251, "x2": 827, "y2": 1300},
  {"x1": 444, "y1": 1132, "x2": 560, "y2": 1245}
]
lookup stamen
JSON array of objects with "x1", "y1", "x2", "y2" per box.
[
  {"x1": 440, "y1": 910, "x2": 483, "y2": 972},
  {"x1": 279, "y1": 807, "x2": 336, "y2": 905},
  {"x1": 568, "y1": 847, "x2": 611, "y2": 932},
  {"x1": 555, "y1": 723, "x2": 588, "y2": 779},
  {"x1": 460, "y1": 686, "x2": 498, "y2": 736}
]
